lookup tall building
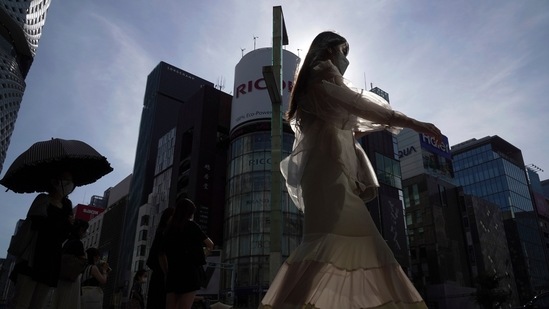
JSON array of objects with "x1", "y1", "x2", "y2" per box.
[
  {"x1": 130, "y1": 83, "x2": 232, "y2": 289},
  {"x1": 452, "y1": 136, "x2": 549, "y2": 303},
  {"x1": 541, "y1": 179, "x2": 549, "y2": 198},
  {"x1": 525, "y1": 167, "x2": 549, "y2": 287},
  {"x1": 357, "y1": 87, "x2": 411, "y2": 270},
  {"x1": 95, "y1": 174, "x2": 132, "y2": 306},
  {"x1": 223, "y1": 48, "x2": 302, "y2": 308},
  {"x1": 119, "y1": 62, "x2": 213, "y2": 297},
  {"x1": 0, "y1": 0, "x2": 51, "y2": 172},
  {"x1": 397, "y1": 128, "x2": 481, "y2": 308}
]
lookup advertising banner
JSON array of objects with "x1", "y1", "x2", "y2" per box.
[
  {"x1": 74, "y1": 204, "x2": 105, "y2": 221},
  {"x1": 420, "y1": 133, "x2": 451, "y2": 159},
  {"x1": 230, "y1": 48, "x2": 299, "y2": 131}
]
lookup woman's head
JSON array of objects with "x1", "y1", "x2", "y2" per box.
[
  {"x1": 158, "y1": 207, "x2": 175, "y2": 232},
  {"x1": 306, "y1": 31, "x2": 349, "y2": 65},
  {"x1": 175, "y1": 198, "x2": 196, "y2": 220},
  {"x1": 167, "y1": 198, "x2": 196, "y2": 232},
  {"x1": 133, "y1": 269, "x2": 147, "y2": 283},
  {"x1": 287, "y1": 31, "x2": 349, "y2": 120},
  {"x1": 86, "y1": 247, "x2": 100, "y2": 264},
  {"x1": 71, "y1": 219, "x2": 89, "y2": 239},
  {"x1": 47, "y1": 171, "x2": 75, "y2": 197}
]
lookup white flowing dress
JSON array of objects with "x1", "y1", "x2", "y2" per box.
[{"x1": 259, "y1": 60, "x2": 427, "y2": 309}]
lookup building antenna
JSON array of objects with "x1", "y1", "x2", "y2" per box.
[
  {"x1": 215, "y1": 76, "x2": 225, "y2": 91},
  {"x1": 240, "y1": 47, "x2": 246, "y2": 58},
  {"x1": 297, "y1": 49, "x2": 302, "y2": 57},
  {"x1": 527, "y1": 163, "x2": 544, "y2": 173},
  {"x1": 363, "y1": 72, "x2": 367, "y2": 90},
  {"x1": 253, "y1": 35, "x2": 259, "y2": 50}
]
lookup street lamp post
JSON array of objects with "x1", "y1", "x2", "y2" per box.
[{"x1": 262, "y1": 5, "x2": 288, "y2": 283}]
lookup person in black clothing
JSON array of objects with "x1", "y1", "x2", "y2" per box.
[
  {"x1": 129, "y1": 269, "x2": 148, "y2": 309},
  {"x1": 159, "y1": 198, "x2": 214, "y2": 309},
  {"x1": 146, "y1": 207, "x2": 175, "y2": 309},
  {"x1": 51, "y1": 219, "x2": 89, "y2": 308},
  {"x1": 9, "y1": 171, "x2": 75, "y2": 309}
]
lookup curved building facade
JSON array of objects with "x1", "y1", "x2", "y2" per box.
[
  {"x1": 223, "y1": 48, "x2": 302, "y2": 307},
  {"x1": 0, "y1": 0, "x2": 52, "y2": 172}
]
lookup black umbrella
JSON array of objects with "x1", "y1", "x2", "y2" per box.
[{"x1": 0, "y1": 138, "x2": 113, "y2": 193}]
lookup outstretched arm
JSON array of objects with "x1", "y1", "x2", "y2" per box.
[
  {"x1": 312, "y1": 61, "x2": 442, "y2": 138},
  {"x1": 387, "y1": 111, "x2": 441, "y2": 138}
]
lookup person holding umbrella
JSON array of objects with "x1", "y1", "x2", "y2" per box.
[
  {"x1": 9, "y1": 170, "x2": 75, "y2": 309},
  {"x1": 1, "y1": 138, "x2": 113, "y2": 309}
]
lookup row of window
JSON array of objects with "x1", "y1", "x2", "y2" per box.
[
  {"x1": 227, "y1": 150, "x2": 291, "y2": 177},
  {"x1": 224, "y1": 211, "x2": 302, "y2": 238},
  {"x1": 220, "y1": 256, "x2": 270, "y2": 288},
  {"x1": 223, "y1": 233, "x2": 301, "y2": 261},
  {"x1": 375, "y1": 152, "x2": 402, "y2": 189},
  {"x1": 453, "y1": 144, "x2": 493, "y2": 169},
  {"x1": 403, "y1": 184, "x2": 420, "y2": 208},
  {"x1": 229, "y1": 132, "x2": 294, "y2": 158},
  {"x1": 227, "y1": 171, "x2": 274, "y2": 197},
  {"x1": 225, "y1": 191, "x2": 297, "y2": 216}
]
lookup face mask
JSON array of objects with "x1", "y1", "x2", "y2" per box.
[
  {"x1": 57, "y1": 180, "x2": 75, "y2": 195},
  {"x1": 333, "y1": 52, "x2": 349, "y2": 75}
]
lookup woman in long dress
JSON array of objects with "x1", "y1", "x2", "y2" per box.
[{"x1": 260, "y1": 31, "x2": 441, "y2": 309}]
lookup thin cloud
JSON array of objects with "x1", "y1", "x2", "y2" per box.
[{"x1": 0, "y1": 0, "x2": 548, "y2": 258}]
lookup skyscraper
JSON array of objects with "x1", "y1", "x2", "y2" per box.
[
  {"x1": 0, "y1": 0, "x2": 52, "y2": 172},
  {"x1": 452, "y1": 136, "x2": 549, "y2": 302},
  {"x1": 224, "y1": 48, "x2": 301, "y2": 307},
  {"x1": 397, "y1": 129, "x2": 525, "y2": 307},
  {"x1": 357, "y1": 87, "x2": 411, "y2": 270},
  {"x1": 118, "y1": 62, "x2": 213, "y2": 296}
]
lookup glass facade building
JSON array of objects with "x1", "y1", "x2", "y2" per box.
[
  {"x1": 224, "y1": 126, "x2": 302, "y2": 307},
  {"x1": 0, "y1": 0, "x2": 51, "y2": 172},
  {"x1": 224, "y1": 47, "x2": 300, "y2": 307},
  {"x1": 452, "y1": 136, "x2": 549, "y2": 302}
]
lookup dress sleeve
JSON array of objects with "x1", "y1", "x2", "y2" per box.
[{"x1": 302, "y1": 60, "x2": 403, "y2": 134}]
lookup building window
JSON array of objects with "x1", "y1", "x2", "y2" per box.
[
  {"x1": 136, "y1": 245, "x2": 146, "y2": 257},
  {"x1": 412, "y1": 184, "x2": 420, "y2": 206},
  {"x1": 139, "y1": 230, "x2": 148, "y2": 241},
  {"x1": 135, "y1": 260, "x2": 145, "y2": 270},
  {"x1": 438, "y1": 185, "x2": 448, "y2": 207},
  {"x1": 375, "y1": 153, "x2": 402, "y2": 189},
  {"x1": 140, "y1": 215, "x2": 150, "y2": 226}
]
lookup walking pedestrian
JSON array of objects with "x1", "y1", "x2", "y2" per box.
[
  {"x1": 159, "y1": 198, "x2": 214, "y2": 309},
  {"x1": 260, "y1": 31, "x2": 441, "y2": 308}
]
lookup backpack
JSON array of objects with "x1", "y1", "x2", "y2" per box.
[{"x1": 7, "y1": 219, "x2": 36, "y2": 259}]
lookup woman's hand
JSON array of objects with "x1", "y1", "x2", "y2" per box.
[{"x1": 413, "y1": 121, "x2": 442, "y2": 139}]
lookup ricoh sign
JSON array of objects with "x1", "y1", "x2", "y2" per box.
[
  {"x1": 230, "y1": 48, "x2": 300, "y2": 131},
  {"x1": 420, "y1": 133, "x2": 451, "y2": 159}
]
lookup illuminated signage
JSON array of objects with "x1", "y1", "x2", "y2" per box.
[{"x1": 420, "y1": 133, "x2": 451, "y2": 159}]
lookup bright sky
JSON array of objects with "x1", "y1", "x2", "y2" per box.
[{"x1": 0, "y1": 1, "x2": 548, "y2": 258}]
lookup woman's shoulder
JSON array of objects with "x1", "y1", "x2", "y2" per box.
[{"x1": 27, "y1": 194, "x2": 49, "y2": 217}]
